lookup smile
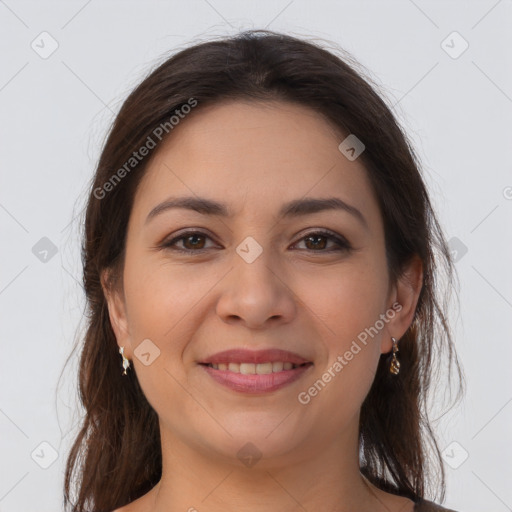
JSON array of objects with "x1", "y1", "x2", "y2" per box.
[
  {"x1": 205, "y1": 361, "x2": 305, "y2": 373},
  {"x1": 200, "y1": 362, "x2": 313, "y2": 393}
]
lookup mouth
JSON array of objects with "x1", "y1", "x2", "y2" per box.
[
  {"x1": 198, "y1": 348, "x2": 313, "y2": 393},
  {"x1": 200, "y1": 361, "x2": 310, "y2": 373},
  {"x1": 199, "y1": 347, "x2": 311, "y2": 366}
]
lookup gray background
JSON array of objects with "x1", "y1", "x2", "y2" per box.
[{"x1": 1, "y1": 1, "x2": 511, "y2": 511}]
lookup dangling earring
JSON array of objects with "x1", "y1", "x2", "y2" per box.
[
  {"x1": 119, "y1": 346, "x2": 131, "y2": 375},
  {"x1": 390, "y1": 337, "x2": 400, "y2": 375}
]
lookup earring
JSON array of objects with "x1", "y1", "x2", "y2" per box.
[
  {"x1": 390, "y1": 337, "x2": 400, "y2": 375},
  {"x1": 119, "y1": 346, "x2": 131, "y2": 375}
]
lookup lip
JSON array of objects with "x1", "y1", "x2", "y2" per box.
[
  {"x1": 199, "y1": 348, "x2": 311, "y2": 365},
  {"x1": 200, "y1": 362, "x2": 314, "y2": 394}
]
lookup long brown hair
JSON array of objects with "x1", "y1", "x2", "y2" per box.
[{"x1": 62, "y1": 29, "x2": 464, "y2": 511}]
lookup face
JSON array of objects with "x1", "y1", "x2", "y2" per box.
[{"x1": 104, "y1": 100, "x2": 421, "y2": 467}]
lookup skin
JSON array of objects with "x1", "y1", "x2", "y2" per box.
[{"x1": 103, "y1": 100, "x2": 423, "y2": 512}]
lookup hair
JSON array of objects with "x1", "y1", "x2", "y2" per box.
[{"x1": 62, "y1": 29, "x2": 464, "y2": 511}]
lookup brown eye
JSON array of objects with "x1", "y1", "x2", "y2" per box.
[
  {"x1": 162, "y1": 231, "x2": 215, "y2": 252},
  {"x1": 293, "y1": 230, "x2": 351, "y2": 252},
  {"x1": 161, "y1": 229, "x2": 351, "y2": 254},
  {"x1": 304, "y1": 234, "x2": 329, "y2": 250},
  {"x1": 180, "y1": 233, "x2": 207, "y2": 250}
]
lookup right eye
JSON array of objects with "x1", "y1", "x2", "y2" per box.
[{"x1": 160, "y1": 230, "x2": 217, "y2": 253}]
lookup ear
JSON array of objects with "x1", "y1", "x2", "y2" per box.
[
  {"x1": 101, "y1": 268, "x2": 132, "y2": 357},
  {"x1": 381, "y1": 254, "x2": 423, "y2": 354}
]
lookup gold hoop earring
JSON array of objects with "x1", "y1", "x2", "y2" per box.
[
  {"x1": 119, "y1": 346, "x2": 131, "y2": 375},
  {"x1": 390, "y1": 337, "x2": 400, "y2": 375}
]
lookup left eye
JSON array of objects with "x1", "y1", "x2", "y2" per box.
[
  {"x1": 293, "y1": 231, "x2": 351, "y2": 252},
  {"x1": 161, "y1": 230, "x2": 351, "y2": 253}
]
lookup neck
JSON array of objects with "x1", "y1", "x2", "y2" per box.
[{"x1": 148, "y1": 417, "x2": 388, "y2": 512}]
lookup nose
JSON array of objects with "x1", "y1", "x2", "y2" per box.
[{"x1": 215, "y1": 248, "x2": 297, "y2": 330}]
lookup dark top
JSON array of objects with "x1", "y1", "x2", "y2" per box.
[
  {"x1": 414, "y1": 498, "x2": 458, "y2": 511},
  {"x1": 111, "y1": 498, "x2": 457, "y2": 511}
]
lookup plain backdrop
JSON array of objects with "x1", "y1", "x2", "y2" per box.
[{"x1": 1, "y1": 1, "x2": 511, "y2": 511}]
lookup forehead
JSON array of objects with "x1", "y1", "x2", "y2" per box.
[{"x1": 132, "y1": 100, "x2": 381, "y2": 228}]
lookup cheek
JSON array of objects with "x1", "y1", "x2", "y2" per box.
[
  {"x1": 121, "y1": 257, "x2": 204, "y2": 408},
  {"x1": 293, "y1": 256, "x2": 388, "y2": 399},
  {"x1": 123, "y1": 255, "x2": 206, "y2": 335},
  {"x1": 122, "y1": 255, "x2": 228, "y2": 382},
  {"x1": 295, "y1": 255, "x2": 389, "y2": 341}
]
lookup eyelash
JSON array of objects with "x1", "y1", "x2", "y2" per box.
[{"x1": 160, "y1": 229, "x2": 352, "y2": 254}]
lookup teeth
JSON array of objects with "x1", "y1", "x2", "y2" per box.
[
  {"x1": 273, "y1": 362, "x2": 284, "y2": 372},
  {"x1": 240, "y1": 363, "x2": 255, "y2": 375},
  {"x1": 208, "y1": 362, "x2": 300, "y2": 373},
  {"x1": 256, "y1": 362, "x2": 273, "y2": 374}
]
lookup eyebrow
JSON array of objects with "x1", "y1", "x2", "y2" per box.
[{"x1": 145, "y1": 196, "x2": 368, "y2": 229}]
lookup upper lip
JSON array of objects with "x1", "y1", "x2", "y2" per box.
[{"x1": 199, "y1": 348, "x2": 311, "y2": 365}]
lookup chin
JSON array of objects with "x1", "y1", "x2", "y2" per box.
[{"x1": 197, "y1": 421, "x2": 310, "y2": 466}]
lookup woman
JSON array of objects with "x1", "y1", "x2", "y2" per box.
[{"x1": 63, "y1": 29, "x2": 464, "y2": 512}]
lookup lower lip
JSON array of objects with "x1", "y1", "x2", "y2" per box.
[{"x1": 200, "y1": 363, "x2": 313, "y2": 393}]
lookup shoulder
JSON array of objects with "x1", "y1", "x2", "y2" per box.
[
  {"x1": 414, "y1": 498, "x2": 459, "y2": 512},
  {"x1": 110, "y1": 494, "x2": 150, "y2": 512}
]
